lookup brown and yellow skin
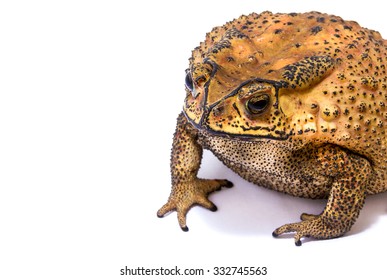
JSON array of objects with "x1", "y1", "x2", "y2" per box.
[{"x1": 157, "y1": 11, "x2": 387, "y2": 245}]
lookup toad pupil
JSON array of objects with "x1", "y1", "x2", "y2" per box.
[{"x1": 247, "y1": 94, "x2": 270, "y2": 114}]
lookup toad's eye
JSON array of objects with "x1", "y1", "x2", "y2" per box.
[
  {"x1": 185, "y1": 71, "x2": 194, "y2": 91},
  {"x1": 246, "y1": 94, "x2": 270, "y2": 115}
]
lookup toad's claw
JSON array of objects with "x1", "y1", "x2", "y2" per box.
[
  {"x1": 157, "y1": 179, "x2": 233, "y2": 231},
  {"x1": 272, "y1": 214, "x2": 347, "y2": 246},
  {"x1": 157, "y1": 194, "x2": 217, "y2": 231}
]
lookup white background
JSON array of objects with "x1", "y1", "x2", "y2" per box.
[{"x1": 1, "y1": 0, "x2": 387, "y2": 279}]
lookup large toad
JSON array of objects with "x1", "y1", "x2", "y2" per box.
[{"x1": 157, "y1": 11, "x2": 387, "y2": 245}]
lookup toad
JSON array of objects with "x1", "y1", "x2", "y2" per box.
[{"x1": 157, "y1": 11, "x2": 387, "y2": 245}]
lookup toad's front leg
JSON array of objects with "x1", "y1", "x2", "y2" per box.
[
  {"x1": 273, "y1": 146, "x2": 372, "y2": 246},
  {"x1": 157, "y1": 113, "x2": 232, "y2": 231}
]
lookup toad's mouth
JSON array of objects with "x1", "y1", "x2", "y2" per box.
[{"x1": 184, "y1": 111, "x2": 289, "y2": 141}]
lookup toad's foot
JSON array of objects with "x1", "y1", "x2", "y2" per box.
[
  {"x1": 272, "y1": 213, "x2": 349, "y2": 246},
  {"x1": 157, "y1": 179, "x2": 233, "y2": 231}
]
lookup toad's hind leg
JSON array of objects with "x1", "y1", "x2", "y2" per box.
[{"x1": 273, "y1": 146, "x2": 371, "y2": 246}]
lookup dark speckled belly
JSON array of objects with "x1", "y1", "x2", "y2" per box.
[{"x1": 198, "y1": 131, "x2": 332, "y2": 199}]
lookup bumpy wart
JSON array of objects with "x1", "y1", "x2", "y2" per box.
[{"x1": 158, "y1": 11, "x2": 387, "y2": 246}]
